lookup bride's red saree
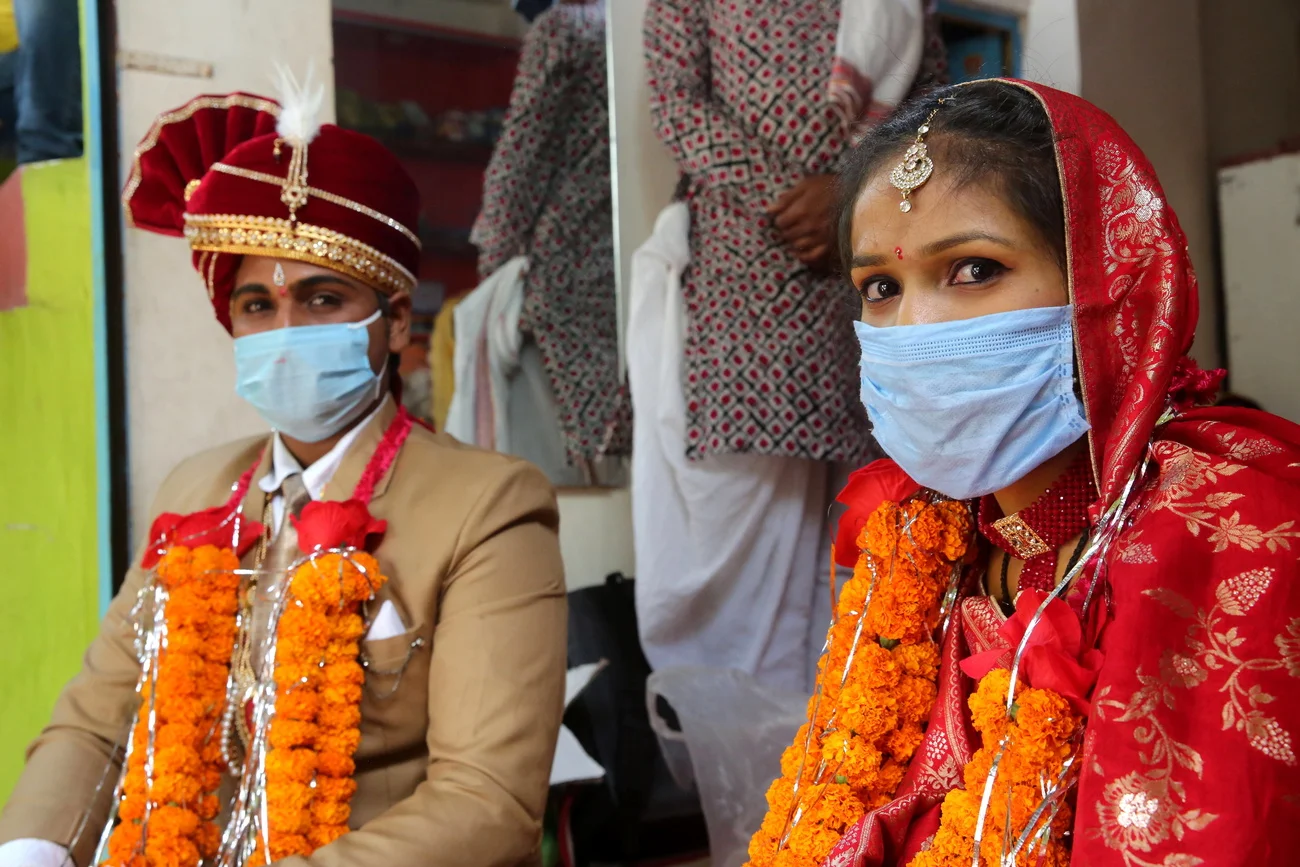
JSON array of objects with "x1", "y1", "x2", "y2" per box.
[{"x1": 826, "y1": 80, "x2": 1300, "y2": 866}]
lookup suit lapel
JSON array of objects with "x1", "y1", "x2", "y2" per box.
[{"x1": 323, "y1": 397, "x2": 399, "y2": 504}]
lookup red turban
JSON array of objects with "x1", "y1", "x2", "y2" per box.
[{"x1": 122, "y1": 92, "x2": 421, "y2": 331}]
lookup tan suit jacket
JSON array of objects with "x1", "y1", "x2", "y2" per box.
[{"x1": 0, "y1": 399, "x2": 568, "y2": 866}]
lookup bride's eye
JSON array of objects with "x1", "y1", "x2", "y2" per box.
[
  {"x1": 860, "y1": 276, "x2": 902, "y2": 303},
  {"x1": 951, "y1": 258, "x2": 1007, "y2": 286}
]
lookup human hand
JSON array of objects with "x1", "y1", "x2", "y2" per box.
[{"x1": 767, "y1": 174, "x2": 837, "y2": 270}]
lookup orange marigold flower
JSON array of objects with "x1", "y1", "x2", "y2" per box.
[
  {"x1": 894, "y1": 642, "x2": 941, "y2": 679},
  {"x1": 895, "y1": 675, "x2": 938, "y2": 725},
  {"x1": 324, "y1": 639, "x2": 362, "y2": 665},
  {"x1": 836, "y1": 735, "x2": 884, "y2": 786},
  {"x1": 266, "y1": 780, "x2": 314, "y2": 818},
  {"x1": 271, "y1": 833, "x2": 313, "y2": 859},
  {"x1": 320, "y1": 683, "x2": 363, "y2": 707},
  {"x1": 146, "y1": 804, "x2": 201, "y2": 837},
  {"x1": 154, "y1": 722, "x2": 202, "y2": 750},
  {"x1": 317, "y1": 703, "x2": 362, "y2": 731},
  {"x1": 197, "y1": 821, "x2": 222, "y2": 858},
  {"x1": 322, "y1": 660, "x2": 365, "y2": 687},
  {"x1": 275, "y1": 663, "x2": 318, "y2": 690},
  {"x1": 276, "y1": 687, "x2": 320, "y2": 722},
  {"x1": 268, "y1": 719, "x2": 320, "y2": 750},
  {"x1": 885, "y1": 724, "x2": 925, "y2": 764},
  {"x1": 143, "y1": 834, "x2": 200, "y2": 867},
  {"x1": 335, "y1": 613, "x2": 366, "y2": 642},
  {"x1": 317, "y1": 750, "x2": 357, "y2": 778},
  {"x1": 763, "y1": 776, "x2": 795, "y2": 817},
  {"x1": 310, "y1": 799, "x2": 352, "y2": 826},
  {"x1": 836, "y1": 573, "x2": 868, "y2": 620},
  {"x1": 149, "y1": 771, "x2": 203, "y2": 805},
  {"x1": 196, "y1": 795, "x2": 221, "y2": 821},
  {"x1": 266, "y1": 747, "x2": 320, "y2": 784},
  {"x1": 200, "y1": 766, "x2": 224, "y2": 793},
  {"x1": 118, "y1": 797, "x2": 145, "y2": 822},
  {"x1": 268, "y1": 810, "x2": 312, "y2": 838},
  {"x1": 863, "y1": 503, "x2": 900, "y2": 559},
  {"x1": 156, "y1": 695, "x2": 208, "y2": 726},
  {"x1": 315, "y1": 776, "x2": 358, "y2": 803},
  {"x1": 968, "y1": 668, "x2": 1013, "y2": 738},
  {"x1": 853, "y1": 642, "x2": 900, "y2": 690},
  {"x1": 279, "y1": 606, "x2": 333, "y2": 651},
  {"x1": 347, "y1": 551, "x2": 385, "y2": 596}
]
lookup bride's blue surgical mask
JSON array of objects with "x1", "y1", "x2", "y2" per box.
[
  {"x1": 854, "y1": 304, "x2": 1090, "y2": 500},
  {"x1": 234, "y1": 309, "x2": 387, "y2": 443}
]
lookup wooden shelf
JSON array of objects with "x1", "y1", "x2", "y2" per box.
[
  {"x1": 385, "y1": 137, "x2": 496, "y2": 164},
  {"x1": 421, "y1": 230, "x2": 478, "y2": 261}
]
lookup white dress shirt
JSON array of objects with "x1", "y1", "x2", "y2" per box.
[{"x1": 258, "y1": 403, "x2": 381, "y2": 533}]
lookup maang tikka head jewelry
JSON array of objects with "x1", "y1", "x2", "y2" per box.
[{"x1": 889, "y1": 100, "x2": 945, "y2": 213}]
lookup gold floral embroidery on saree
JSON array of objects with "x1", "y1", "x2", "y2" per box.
[
  {"x1": 1093, "y1": 566, "x2": 1300, "y2": 863},
  {"x1": 1148, "y1": 441, "x2": 1300, "y2": 553}
]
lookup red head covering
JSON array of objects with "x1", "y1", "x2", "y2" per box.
[
  {"x1": 123, "y1": 92, "x2": 421, "y2": 331},
  {"x1": 830, "y1": 80, "x2": 1300, "y2": 867},
  {"x1": 1015, "y1": 78, "x2": 1300, "y2": 867}
]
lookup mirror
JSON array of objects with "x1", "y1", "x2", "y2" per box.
[{"x1": 332, "y1": 0, "x2": 626, "y2": 488}]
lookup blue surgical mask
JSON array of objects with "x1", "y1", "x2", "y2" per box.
[
  {"x1": 234, "y1": 310, "x2": 387, "y2": 443},
  {"x1": 854, "y1": 305, "x2": 1090, "y2": 500}
]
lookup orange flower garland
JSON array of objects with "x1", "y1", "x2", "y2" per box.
[
  {"x1": 911, "y1": 668, "x2": 1081, "y2": 867},
  {"x1": 248, "y1": 550, "x2": 385, "y2": 865},
  {"x1": 746, "y1": 497, "x2": 972, "y2": 867},
  {"x1": 106, "y1": 544, "x2": 241, "y2": 867}
]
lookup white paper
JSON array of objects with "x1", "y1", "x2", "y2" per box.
[
  {"x1": 549, "y1": 661, "x2": 608, "y2": 785},
  {"x1": 550, "y1": 724, "x2": 607, "y2": 786},
  {"x1": 364, "y1": 600, "x2": 406, "y2": 641}
]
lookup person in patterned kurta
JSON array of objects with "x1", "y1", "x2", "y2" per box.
[
  {"x1": 633, "y1": 0, "x2": 943, "y2": 693},
  {"x1": 644, "y1": 0, "x2": 942, "y2": 461},
  {"x1": 472, "y1": 0, "x2": 629, "y2": 469}
]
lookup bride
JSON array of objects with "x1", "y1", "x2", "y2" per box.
[{"x1": 747, "y1": 79, "x2": 1300, "y2": 867}]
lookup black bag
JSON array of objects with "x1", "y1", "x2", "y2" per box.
[{"x1": 562, "y1": 573, "x2": 708, "y2": 864}]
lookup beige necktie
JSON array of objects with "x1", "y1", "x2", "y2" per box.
[{"x1": 250, "y1": 472, "x2": 313, "y2": 673}]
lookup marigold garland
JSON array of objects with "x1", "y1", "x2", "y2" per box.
[
  {"x1": 103, "y1": 411, "x2": 412, "y2": 867},
  {"x1": 746, "y1": 497, "x2": 972, "y2": 867},
  {"x1": 247, "y1": 551, "x2": 385, "y2": 866},
  {"x1": 910, "y1": 668, "x2": 1081, "y2": 867},
  {"x1": 106, "y1": 545, "x2": 241, "y2": 867}
]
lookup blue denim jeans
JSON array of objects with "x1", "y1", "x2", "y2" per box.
[
  {"x1": 13, "y1": 0, "x2": 82, "y2": 164},
  {"x1": 0, "y1": 51, "x2": 15, "y2": 160}
]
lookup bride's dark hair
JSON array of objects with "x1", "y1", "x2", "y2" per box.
[{"x1": 835, "y1": 80, "x2": 1066, "y2": 274}]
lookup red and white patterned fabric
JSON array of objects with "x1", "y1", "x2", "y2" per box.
[
  {"x1": 472, "y1": 2, "x2": 630, "y2": 464},
  {"x1": 644, "y1": 0, "x2": 942, "y2": 462},
  {"x1": 824, "y1": 80, "x2": 1300, "y2": 866}
]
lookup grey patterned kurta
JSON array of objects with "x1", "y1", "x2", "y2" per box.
[
  {"x1": 472, "y1": 3, "x2": 630, "y2": 464},
  {"x1": 644, "y1": 0, "x2": 942, "y2": 462}
]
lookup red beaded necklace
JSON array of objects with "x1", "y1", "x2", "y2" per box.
[{"x1": 978, "y1": 450, "x2": 1097, "y2": 595}]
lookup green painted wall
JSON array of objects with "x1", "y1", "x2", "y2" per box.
[{"x1": 0, "y1": 158, "x2": 101, "y2": 802}]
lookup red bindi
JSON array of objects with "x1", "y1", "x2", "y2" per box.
[
  {"x1": 894, "y1": 246, "x2": 904, "y2": 260},
  {"x1": 278, "y1": 286, "x2": 289, "y2": 297}
]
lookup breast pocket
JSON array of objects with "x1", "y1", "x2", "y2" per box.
[{"x1": 359, "y1": 625, "x2": 432, "y2": 742}]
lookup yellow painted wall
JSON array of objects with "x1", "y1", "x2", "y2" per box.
[
  {"x1": 0, "y1": 158, "x2": 101, "y2": 802},
  {"x1": 0, "y1": 0, "x2": 101, "y2": 800}
]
